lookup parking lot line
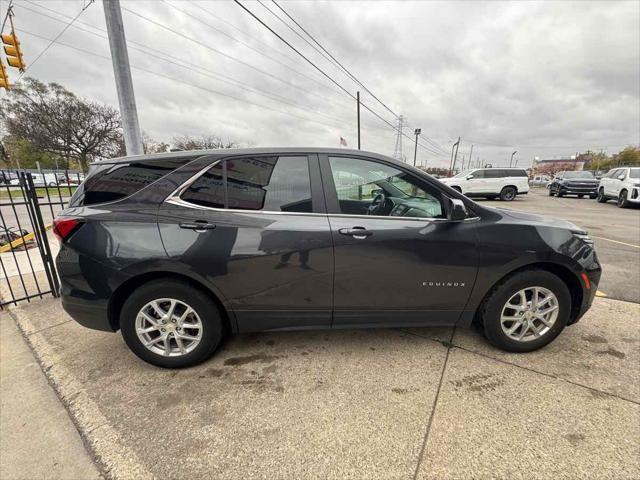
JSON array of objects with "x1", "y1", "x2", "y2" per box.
[
  {"x1": 591, "y1": 236, "x2": 640, "y2": 249},
  {"x1": 596, "y1": 290, "x2": 607, "y2": 297}
]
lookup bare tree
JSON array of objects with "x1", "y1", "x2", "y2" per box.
[
  {"x1": 0, "y1": 78, "x2": 124, "y2": 172},
  {"x1": 172, "y1": 134, "x2": 238, "y2": 151}
]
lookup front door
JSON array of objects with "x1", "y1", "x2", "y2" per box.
[
  {"x1": 158, "y1": 154, "x2": 334, "y2": 332},
  {"x1": 465, "y1": 169, "x2": 487, "y2": 194},
  {"x1": 320, "y1": 155, "x2": 479, "y2": 328}
]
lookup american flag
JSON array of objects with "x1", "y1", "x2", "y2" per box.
[{"x1": 339, "y1": 137, "x2": 347, "y2": 147}]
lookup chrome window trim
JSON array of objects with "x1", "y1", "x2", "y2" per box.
[{"x1": 164, "y1": 158, "x2": 480, "y2": 223}]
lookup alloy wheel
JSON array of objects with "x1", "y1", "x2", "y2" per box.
[
  {"x1": 500, "y1": 287, "x2": 559, "y2": 342},
  {"x1": 135, "y1": 298, "x2": 203, "y2": 357}
]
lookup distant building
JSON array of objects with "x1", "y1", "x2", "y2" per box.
[{"x1": 533, "y1": 158, "x2": 586, "y2": 174}]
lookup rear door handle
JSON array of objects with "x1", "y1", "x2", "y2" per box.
[
  {"x1": 179, "y1": 220, "x2": 216, "y2": 232},
  {"x1": 338, "y1": 227, "x2": 373, "y2": 239}
]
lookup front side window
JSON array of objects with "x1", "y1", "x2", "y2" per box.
[
  {"x1": 470, "y1": 170, "x2": 486, "y2": 179},
  {"x1": 181, "y1": 156, "x2": 312, "y2": 213},
  {"x1": 328, "y1": 157, "x2": 444, "y2": 219}
]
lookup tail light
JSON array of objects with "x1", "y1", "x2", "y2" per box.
[{"x1": 53, "y1": 218, "x2": 83, "y2": 243}]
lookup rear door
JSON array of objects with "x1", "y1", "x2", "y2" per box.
[
  {"x1": 319, "y1": 154, "x2": 479, "y2": 327},
  {"x1": 158, "y1": 154, "x2": 334, "y2": 332}
]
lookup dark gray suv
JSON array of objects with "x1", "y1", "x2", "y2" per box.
[{"x1": 54, "y1": 148, "x2": 601, "y2": 368}]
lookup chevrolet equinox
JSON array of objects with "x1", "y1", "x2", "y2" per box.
[{"x1": 54, "y1": 148, "x2": 601, "y2": 368}]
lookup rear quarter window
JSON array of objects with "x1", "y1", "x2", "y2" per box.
[{"x1": 70, "y1": 158, "x2": 193, "y2": 206}]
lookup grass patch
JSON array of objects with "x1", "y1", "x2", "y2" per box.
[{"x1": 0, "y1": 187, "x2": 77, "y2": 199}]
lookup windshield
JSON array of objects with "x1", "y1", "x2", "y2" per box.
[
  {"x1": 453, "y1": 170, "x2": 472, "y2": 178},
  {"x1": 629, "y1": 169, "x2": 639, "y2": 179},
  {"x1": 563, "y1": 171, "x2": 594, "y2": 179}
]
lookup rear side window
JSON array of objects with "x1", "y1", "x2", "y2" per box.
[
  {"x1": 483, "y1": 169, "x2": 502, "y2": 178},
  {"x1": 181, "y1": 156, "x2": 313, "y2": 213},
  {"x1": 71, "y1": 158, "x2": 191, "y2": 206}
]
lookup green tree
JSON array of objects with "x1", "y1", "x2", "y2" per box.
[
  {"x1": 0, "y1": 78, "x2": 123, "y2": 172},
  {"x1": 1, "y1": 135, "x2": 65, "y2": 169}
]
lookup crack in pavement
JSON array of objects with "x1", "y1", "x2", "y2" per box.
[
  {"x1": 399, "y1": 328, "x2": 640, "y2": 406},
  {"x1": 411, "y1": 327, "x2": 456, "y2": 480}
]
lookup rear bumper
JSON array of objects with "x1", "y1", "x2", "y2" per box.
[{"x1": 61, "y1": 291, "x2": 114, "y2": 331}]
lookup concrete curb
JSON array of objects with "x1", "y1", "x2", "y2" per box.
[{"x1": 8, "y1": 305, "x2": 154, "y2": 480}]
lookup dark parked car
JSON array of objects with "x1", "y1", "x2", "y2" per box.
[
  {"x1": 548, "y1": 171, "x2": 599, "y2": 198},
  {"x1": 54, "y1": 148, "x2": 601, "y2": 368}
]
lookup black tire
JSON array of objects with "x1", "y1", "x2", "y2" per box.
[
  {"x1": 557, "y1": 190, "x2": 564, "y2": 197},
  {"x1": 589, "y1": 193, "x2": 597, "y2": 199},
  {"x1": 480, "y1": 269, "x2": 571, "y2": 353},
  {"x1": 578, "y1": 194, "x2": 584, "y2": 198},
  {"x1": 617, "y1": 190, "x2": 630, "y2": 208},
  {"x1": 500, "y1": 186, "x2": 517, "y2": 201},
  {"x1": 597, "y1": 188, "x2": 607, "y2": 203},
  {"x1": 120, "y1": 279, "x2": 223, "y2": 368},
  {"x1": 548, "y1": 187, "x2": 554, "y2": 196}
]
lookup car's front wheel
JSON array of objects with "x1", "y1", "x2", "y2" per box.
[
  {"x1": 120, "y1": 279, "x2": 223, "y2": 368},
  {"x1": 480, "y1": 269, "x2": 571, "y2": 352},
  {"x1": 597, "y1": 188, "x2": 607, "y2": 203}
]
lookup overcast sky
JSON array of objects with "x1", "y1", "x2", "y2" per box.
[{"x1": 2, "y1": 0, "x2": 639, "y2": 168}]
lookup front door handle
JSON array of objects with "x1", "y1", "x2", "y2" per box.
[
  {"x1": 338, "y1": 226, "x2": 373, "y2": 239},
  {"x1": 179, "y1": 220, "x2": 216, "y2": 232}
]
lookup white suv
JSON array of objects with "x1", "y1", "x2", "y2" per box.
[
  {"x1": 439, "y1": 168, "x2": 529, "y2": 201},
  {"x1": 597, "y1": 167, "x2": 640, "y2": 208}
]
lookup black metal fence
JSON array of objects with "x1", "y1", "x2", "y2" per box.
[{"x1": 0, "y1": 170, "x2": 83, "y2": 308}]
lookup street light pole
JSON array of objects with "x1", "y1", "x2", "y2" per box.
[
  {"x1": 448, "y1": 137, "x2": 461, "y2": 176},
  {"x1": 509, "y1": 150, "x2": 517, "y2": 167},
  {"x1": 356, "y1": 91, "x2": 361, "y2": 150},
  {"x1": 103, "y1": 0, "x2": 143, "y2": 156},
  {"x1": 413, "y1": 128, "x2": 421, "y2": 167}
]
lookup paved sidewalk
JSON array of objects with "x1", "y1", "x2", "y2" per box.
[
  {"x1": 0, "y1": 311, "x2": 101, "y2": 480},
  {"x1": 6, "y1": 296, "x2": 640, "y2": 479}
]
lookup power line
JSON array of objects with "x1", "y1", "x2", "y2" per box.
[
  {"x1": 16, "y1": 2, "x2": 397, "y2": 137},
  {"x1": 269, "y1": 0, "x2": 400, "y2": 120},
  {"x1": 233, "y1": 0, "x2": 447, "y2": 158},
  {"x1": 160, "y1": 0, "x2": 338, "y2": 95},
  {"x1": 17, "y1": 29, "x2": 380, "y2": 136},
  {"x1": 15, "y1": 0, "x2": 94, "y2": 83},
  {"x1": 119, "y1": 5, "x2": 348, "y2": 108}
]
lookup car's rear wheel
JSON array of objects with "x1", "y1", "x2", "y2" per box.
[
  {"x1": 597, "y1": 188, "x2": 607, "y2": 203},
  {"x1": 120, "y1": 279, "x2": 223, "y2": 368},
  {"x1": 500, "y1": 186, "x2": 517, "y2": 201},
  {"x1": 480, "y1": 269, "x2": 571, "y2": 352},
  {"x1": 617, "y1": 190, "x2": 629, "y2": 208}
]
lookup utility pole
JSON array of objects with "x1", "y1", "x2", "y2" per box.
[
  {"x1": 356, "y1": 91, "x2": 361, "y2": 150},
  {"x1": 413, "y1": 128, "x2": 421, "y2": 167},
  {"x1": 103, "y1": 0, "x2": 143, "y2": 156},
  {"x1": 467, "y1": 144, "x2": 474, "y2": 170},
  {"x1": 448, "y1": 137, "x2": 460, "y2": 176},
  {"x1": 393, "y1": 115, "x2": 405, "y2": 161}
]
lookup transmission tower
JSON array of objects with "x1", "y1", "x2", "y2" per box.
[{"x1": 393, "y1": 115, "x2": 405, "y2": 161}]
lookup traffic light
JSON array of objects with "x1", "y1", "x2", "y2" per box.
[
  {"x1": 0, "y1": 58, "x2": 9, "y2": 90},
  {"x1": 2, "y1": 32, "x2": 26, "y2": 72}
]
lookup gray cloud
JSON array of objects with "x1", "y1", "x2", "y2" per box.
[{"x1": 3, "y1": 0, "x2": 639, "y2": 168}]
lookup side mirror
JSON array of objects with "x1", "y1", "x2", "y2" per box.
[
  {"x1": 447, "y1": 198, "x2": 468, "y2": 221},
  {"x1": 466, "y1": 174, "x2": 474, "y2": 180},
  {"x1": 618, "y1": 174, "x2": 626, "y2": 180}
]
